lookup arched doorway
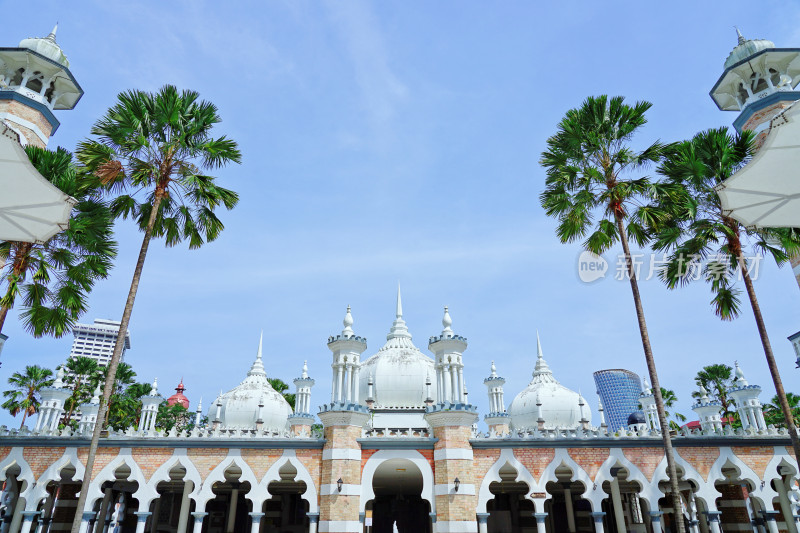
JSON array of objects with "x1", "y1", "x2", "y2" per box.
[
  {"x1": 203, "y1": 465, "x2": 252, "y2": 533},
  {"x1": 544, "y1": 466, "x2": 593, "y2": 533},
  {"x1": 486, "y1": 463, "x2": 536, "y2": 533},
  {"x1": 263, "y1": 461, "x2": 309, "y2": 533},
  {"x1": 366, "y1": 459, "x2": 430, "y2": 533},
  {"x1": 599, "y1": 466, "x2": 648, "y2": 533}
]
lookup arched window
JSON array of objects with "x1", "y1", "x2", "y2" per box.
[
  {"x1": 44, "y1": 80, "x2": 56, "y2": 103},
  {"x1": 25, "y1": 71, "x2": 43, "y2": 93},
  {"x1": 737, "y1": 83, "x2": 749, "y2": 103},
  {"x1": 769, "y1": 68, "x2": 781, "y2": 87},
  {"x1": 750, "y1": 72, "x2": 768, "y2": 94},
  {"x1": 10, "y1": 68, "x2": 24, "y2": 86}
]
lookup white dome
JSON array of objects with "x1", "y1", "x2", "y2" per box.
[
  {"x1": 19, "y1": 26, "x2": 70, "y2": 68},
  {"x1": 358, "y1": 292, "x2": 437, "y2": 409},
  {"x1": 508, "y1": 335, "x2": 590, "y2": 430},
  {"x1": 209, "y1": 334, "x2": 292, "y2": 432}
]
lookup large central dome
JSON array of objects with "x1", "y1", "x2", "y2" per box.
[
  {"x1": 358, "y1": 289, "x2": 437, "y2": 409},
  {"x1": 508, "y1": 334, "x2": 590, "y2": 430}
]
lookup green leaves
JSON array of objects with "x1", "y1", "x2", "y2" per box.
[
  {"x1": 2, "y1": 365, "x2": 54, "y2": 428},
  {"x1": 77, "y1": 84, "x2": 241, "y2": 251}
]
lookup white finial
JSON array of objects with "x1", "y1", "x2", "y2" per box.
[
  {"x1": 342, "y1": 306, "x2": 354, "y2": 336},
  {"x1": 257, "y1": 330, "x2": 263, "y2": 361},
  {"x1": 735, "y1": 26, "x2": 746, "y2": 45},
  {"x1": 151, "y1": 377, "x2": 158, "y2": 396},
  {"x1": 196, "y1": 397, "x2": 203, "y2": 412},
  {"x1": 53, "y1": 367, "x2": 65, "y2": 388},
  {"x1": 598, "y1": 398, "x2": 604, "y2": 411},
  {"x1": 302, "y1": 360, "x2": 309, "y2": 379},
  {"x1": 248, "y1": 331, "x2": 267, "y2": 377},
  {"x1": 532, "y1": 331, "x2": 554, "y2": 382},
  {"x1": 442, "y1": 306, "x2": 453, "y2": 335},
  {"x1": 536, "y1": 330, "x2": 544, "y2": 360},
  {"x1": 396, "y1": 283, "x2": 403, "y2": 318},
  {"x1": 91, "y1": 384, "x2": 101, "y2": 404},
  {"x1": 490, "y1": 360, "x2": 497, "y2": 377},
  {"x1": 47, "y1": 23, "x2": 58, "y2": 42},
  {"x1": 698, "y1": 384, "x2": 709, "y2": 403},
  {"x1": 734, "y1": 360, "x2": 747, "y2": 385}
]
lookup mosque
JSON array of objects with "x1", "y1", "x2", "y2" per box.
[{"x1": 1, "y1": 24, "x2": 800, "y2": 533}]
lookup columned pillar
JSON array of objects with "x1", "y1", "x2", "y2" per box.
[
  {"x1": 191, "y1": 512, "x2": 208, "y2": 533},
  {"x1": 134, "y1": 512, "x2": 151, "y2": 533},
  {"x1": 18, "y1": 511, "x2": 39, "y2": 533},
  {"x1": 609, "y1": 478, "x2": 626, "y2": 533},
  {"x1": 761, "y1": 511, "x2": 780, "y2": 533},
  {"x1": 226, "y1": 486, "x2": 239, "y2": 533},
  {"x1": 476, "y1": 513, "x2": 489, "y2": 533},
  {"x1": 702, "y1": 511, "x2": 722, "y2": 533},
  {"x1": 150, "y1": 498, "x2": 161, "y2": 533},
  {"x1": 425, "y1": 405, "x2": 479, "y2": 533},
  {"x1": 318, "y1": 407, "x2": 369, "y2": 533},
  {"x1": 564, "y1": 488, "x2": 576, "y2": 533},
  {"x1": 176, "y1": 482, "x2": 192, "y2": 533},
  {"x1": 590, "y1": 511, "x2": 606, "y2": 533},
  {"x1": 776, "y1": 477, "x2": 799, "y2": 533},
  {"x1": 95, "y1": 488, "x2": 113, "y2": 533},
  {"x1": 307, "y1": 512, "x2": 319, "y2": 533},
  {"x1": 649, "y1": 511, "x2": 664, "y2": 533},
  {"x1": 688, "y1": 519, "x2": 700, "y2": 533},
  {"x1": 78, "y1": 511, "x2": 97, "y2": 533},
  {"x1": 534, "y1": 513, "x2": 548, "y2": 533},
  {"x1": 249, "y1": 512, "x2": 264, "y2": 533}
]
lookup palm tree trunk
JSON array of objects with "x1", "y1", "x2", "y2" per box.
[
  {"x1": 737, "y1": 253, "x2": 800, "y2": 464},
  {"x1": 19, "y1": 410, "x2": 27, "y2": 430},
  {"x1": 0, "y1": 242, "x2": 32, "y2": 336},
  {"x1": 614, "y1": 212, "x2": 686, "y2": 533},
  {"x1": 70, "y1": 190, "x2": 166, "y2": 533},
  {"x1": 0, "y1": 306, "x2": 8, "y2": 335}
]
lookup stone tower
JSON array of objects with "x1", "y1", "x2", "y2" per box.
[
  {"x1": 710, "y1": 28, "x2": 800, "y2": 289},
  {"x1": 0, "y1": 25, "x2": 83, "y2": 147}
]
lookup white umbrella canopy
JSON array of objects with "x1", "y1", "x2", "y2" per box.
[
  {"x1": 716, "y1": 102, "x2": 800, "y2": 228},
  {"x1": 0, "y1": 123, "x2": 76, "y2": 244}
]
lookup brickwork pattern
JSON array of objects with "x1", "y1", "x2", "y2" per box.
[
  {"x1": 732, "y1": 446, "x2": 772, "y2": 479},
  {"x1": 717, "y1": 483, "x2": 750, "y2": 527},
  {"x1": 512, "y1": 449, "x2": 555, "y2": 483},
  {"x1": 296, "y1": 449, "x2": 322, "y2": 491},
  {"x1": 22, "y1": 447, "x2": 66, "y2": 478},
  {"x1": 186, "y1": 448, "x2": 229, "y2": 477},
  {"x1": 622, "y1": 448, "x2": 665, "y2": 481},
  {"x1": 131, "y1": 448, "x2": 173, "y2": 480},
  {"x1": 240, "y1": 448, "x2": 285, "y2": 480},
  {"x1": 321, "y1": 424, "x2": 363, "y2": 524},
  {"x1": 432, "y1": 425, "x2": 475, "y2": 522},
  {"x1": 675, "y1": 447, "x2": 720, "y2": 482},
  {"x1": 77, "y1": 447, "x2": 121, "y2": 482},
  {"x1": 473, "y1": 449, "x2": 501, "y2": 495},
  {"x1": 0, "y1": 100, "x2": 53, "y2": 147},
  {"x1": 567, "y1": 448, "x2": 609, "y2": 481}
]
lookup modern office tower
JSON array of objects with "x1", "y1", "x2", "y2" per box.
[
  {"x1": 68, "y1": 319, "x2": 131, "y2": 367},
  {"x1": 593, "y1": 369, "x2": 643, "y2": 432}
]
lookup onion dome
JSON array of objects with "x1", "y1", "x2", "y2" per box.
[
  {"x1": 508, "y1": 333, "x2": 588, "y2": 429},
  {"x1": 208, "y1": 332, "x2": 292, "y2": 431},
  {"x1": 18, "y1": 25, "x2": 70, "y2": 67},
  {"x1": 627, "y1": 411, "x2": 646, "y2": 427},
  {"x1": 724, "y1": 28, "x2": 775, "y2": 70},
  {"x1": 358, "y1": 287, "x2": 437, "y2": 408},
  {"x1": 167, "y1": 379, "x2": 190, "y2": 409}
]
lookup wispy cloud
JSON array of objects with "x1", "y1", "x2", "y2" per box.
[{"x1": 323, "y1": 0, "x2": 407, "y2": 136}]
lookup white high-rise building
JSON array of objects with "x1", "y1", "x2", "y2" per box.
[{"x1": 68, "y1": 319, "x2": 131, "y2": 367}]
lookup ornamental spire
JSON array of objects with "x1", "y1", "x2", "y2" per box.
[
  {"x1": 387, "y1": 285, "x2": 411, "y2": 340},
  {"x1": 532, "y1": 331, "x2": 556, "y2": 383},
  {"x1": 248, "y1": 330, "x2": 267, "y2": 377},
  {"x1": 442, "y1": 306, "x2": 453, "y2": 336},
  {"x1": 342, "y1": 305, "x2": 354, "y2": 336},
  {"x1": 47, "y1": 23, "x2": 58, "y2": 42},
  {"x1": 396, "y1": 283, "x2": 403, "y2": 318},
  {"x1": 735, "y1": 26, "x2": 746, "y2": 45}
]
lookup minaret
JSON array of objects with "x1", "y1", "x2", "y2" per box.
[
  {"x1": 639, "y1": 378, "x2": 660, "y2": 431},
  {"x1": 691, "y1": 384, "x2": 724, "y2": 433},
  {"x1": 429, "y1": 306, "x2": 468, "y2": 405},
  {"x1": 34, "y1": 367, "x2": 70, "y2": 433},
  {"x1": 710, "y1": 28, "x2": 800, "y2": 289},
  {"x1": 484, "y1": 361, "x2": 509, "y2": 435},
  {"x1": 194, "y1": 397, "x2": 203, "y2": 427},
  {"x1": 326, "y1": 306, "x2": 367, "y2": 407},
  {"x1": 139, "y1": 378, "x2": 162, "y2": 435},
  {"x1": 728, "y1": 361, "x2": 767, "y2": 431},
  {"x1": 288, "y1": 360, "x2": 315, "y2": 436},
  {"x1": 79, "y1": 385, "x2": 102, "y2": 435},
  {"x1": 598, "y1": 398, "x2": 607, "y2": 431},
  {"x1": 0, "y1": 25, "x2": 83, "y2": 147}
]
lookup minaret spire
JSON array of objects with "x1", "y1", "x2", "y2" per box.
[
  {"x1": 47, "y1": 23, "x2": 58, "y2": 42},
  {"x1": 248, "y1": 330, "x2": 266, "y2": 377},
  {"x1": 536, "y1": 330, "x2": 544, "y2": 360},
  {"x1": 387, "y1": 285, "x2": 411, "y2": 340},
  {"x1": 735, "y1": 26, "x2": 746, "y2": 45},
  {"x1": 396, "y1": 283, "x2": 403, "y2": 318}
]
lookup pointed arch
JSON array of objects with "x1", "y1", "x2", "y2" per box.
[
  {"x1": 476, "y1": 449, "x2": 538, "y2": 513},
  {"x1": 0, "y1": 448, "x2": 35, "y2": 491},
  {"x1": 84, "y1": 448, "x2": 147, "y2": 509},
  {"x1": 194, "y1": 450, "x2": 259, "y2": 509},
  {"x1": 137, "y1": 449, "x2": 203, "y2": 510},
  {"x1": 592, "y1": 449, "x2": 657, "y2": 505},
  {"x1": 359, "y1": 449, "x2": 435, "y2": 513},
  {"x1": 25, "y1": 448, "x2": 85, "y2": 511},
  {"x1": 259, "y1": 450, "x2": 318, "y2": 512}
]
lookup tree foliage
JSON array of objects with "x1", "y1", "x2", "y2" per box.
[{"x1": 1, "y1": 365, "x2": 54, "y2": 428}]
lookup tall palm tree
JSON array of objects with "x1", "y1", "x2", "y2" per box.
[
  {"x1": 692, "y1": 364, "x2": 735, "y2": 419},
  {"x1": 660, "y1": 388, "x2": 687, "y2": 430},
  {"x1": 1, "y1": 365, "x2": 54, "y2": 429},
  {"x1": 71, "y1": 85, "x2": 241, "y2": 533},
  {"x1": 539, "y1": 95, "x2": 684, "y2": 531},
  {"x1": 650, "y1": 127, "x2": 800, "y2": 465},
  {"x1": 763, "y1": 393, "x2": 800, "y2": 428},
  {"x1": 61, "y1": 356, "x2": 102, "y2": 425},
  {"x1": 268, "y1": 377, "x2": 296, "y2": 410},
  {"x1": 0, "y1": 146, "x2": 116, "y2": 338}
]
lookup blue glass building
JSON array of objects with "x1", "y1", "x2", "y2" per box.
[{"x1": 593, "y1": 369, "x2": 642, "y2": 432}]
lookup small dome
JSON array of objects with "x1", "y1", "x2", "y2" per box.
[
  {"x1": 167, "y1": 380, "x2": 190, "y2": 409},
  {"x1": 627, "y1": 411, "x2": 646, "y2": 426},
  {"x1": 724, "y1": 29, "x2": 775, "y2": 70},
  {"x1": 508, "y1": 334, "x2": 588, "y2": 430},
  {"x1": 358, "y1": 293, "x2": 437, "y2": 408},
  {"x1": 19, "y1": 25, "x2": 70, "y2": 68},
  {"x1": 209, "y1": 333, "x2": 292, "y2": 432}
]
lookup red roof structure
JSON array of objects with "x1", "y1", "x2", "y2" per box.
[{"x1": 167, "y1": 379, "x2": 190, "y2": 409}]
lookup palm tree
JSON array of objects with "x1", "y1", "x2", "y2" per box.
[
  {"x1": 107, "y1": 381, "x2": 152, "y2": 431},
  {"x1": 268, "y1": 377, "x2": 296, "y2": 410},
  {"x1": 692, "y1": 364, "x2": 735, "y2": 419},
  {"x1": 0, "y1": 146, "x2": 116, "y2": 338},
  {"x1": 763, "y1": 393, "x2": 800, "y2": 428},
  {"x1": 71, "y1": 85, "x2": 241, "y2": 533},
  {"x1": 539, "y1": 95, "x2": 684, "y2": 531},
  {"x1": 650, "y1": 127, "x2": 800, "y2": 465},
  {"x1": 61, "y1": 356, "x2": 102, "y2": 425},
  {"x1": 1, "y1": 365, "x2": 54, "y2": 428},
  {"x1": 660, "y1": 388, "x2": 687, "y2": 430}
]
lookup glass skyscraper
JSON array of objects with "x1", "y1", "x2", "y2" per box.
[{"x1": 593, "y1": 369, "x2": 642, "y2": 432}]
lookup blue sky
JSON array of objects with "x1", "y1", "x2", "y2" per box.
[{"x1": 2, "y1": 0, "x2": 800, "y2": 428}]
